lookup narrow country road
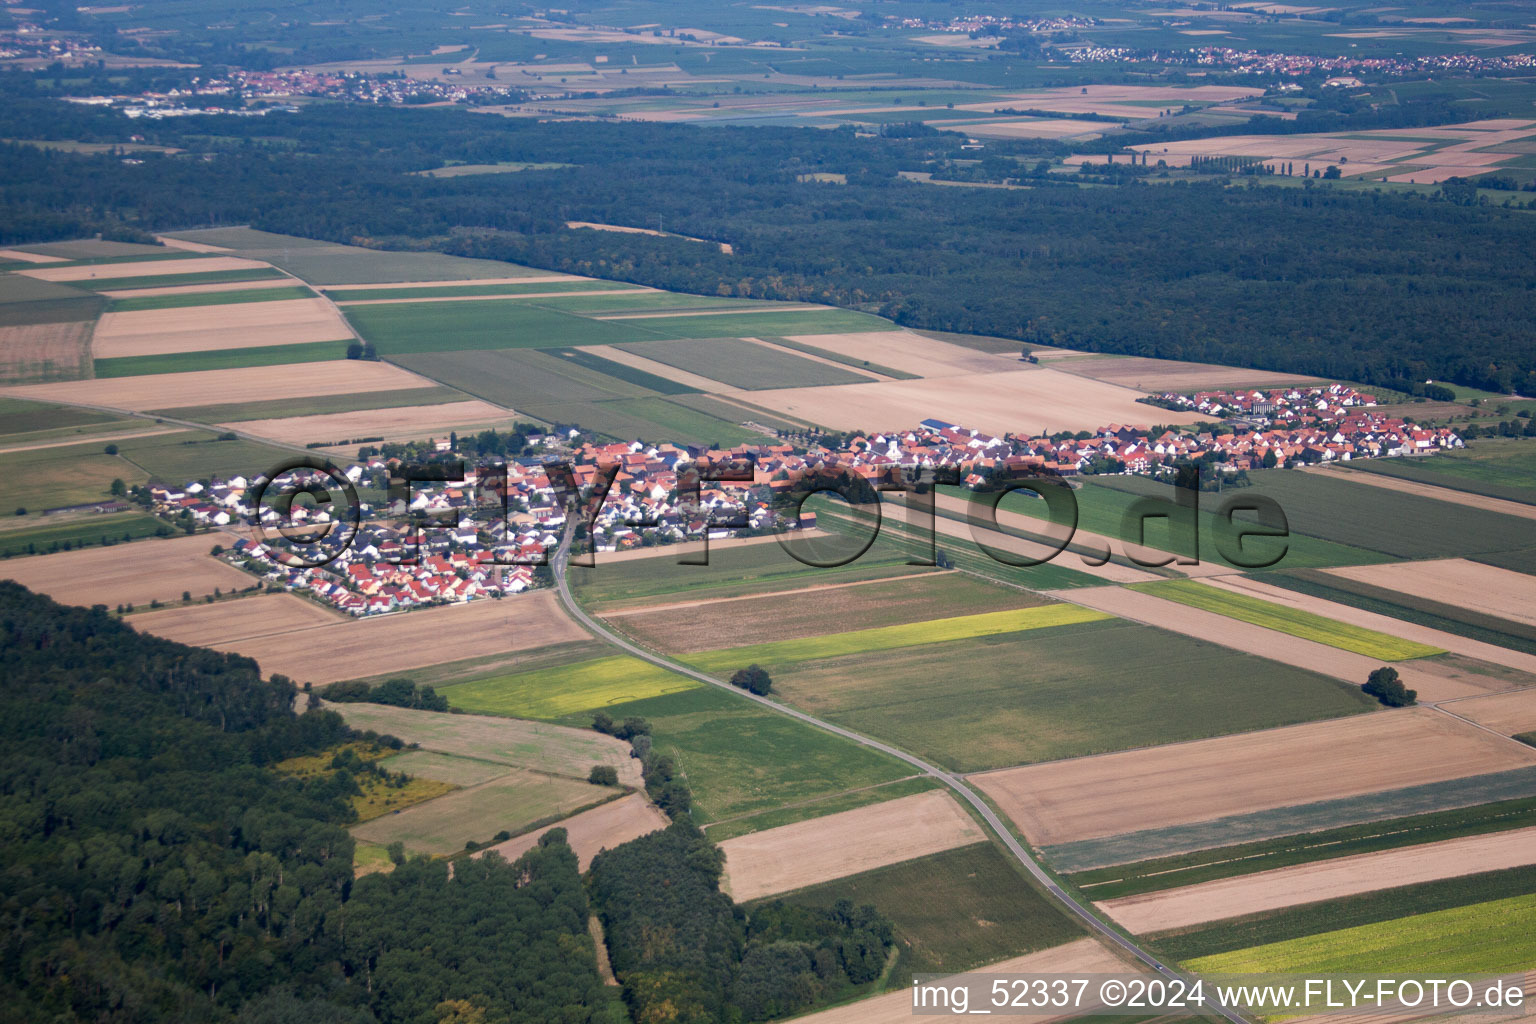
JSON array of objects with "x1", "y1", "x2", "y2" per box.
[{"x1": 551, "y1": 522, "x2": 1250, "y2": 1024}]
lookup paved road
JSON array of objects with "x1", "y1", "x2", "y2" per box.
[{"x1": 551, "y1": 524, "x2": 1249, "y2": 1024}]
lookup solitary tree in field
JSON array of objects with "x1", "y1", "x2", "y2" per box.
[
  {"x1": 588, "y1": 765, "x2": 619, "y2": 786},
  {"x1": 730, "y1": 664, "x2": 773, "y2": 696},
  {"x1": 1364, "y1": 666, "x2": 1416, "y2": 707}
]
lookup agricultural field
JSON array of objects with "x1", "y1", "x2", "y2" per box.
[
  {"x1": 718, "y1": 790, "x2": 985, "y2": 901},
  {"x1": 1053, "y1": 584, "x2": 1507, "y2": 702},
  {"x1": 1043, "y1": 353, "x2": 1325, "y2": 392},
  {"x1": 552, "y1": 685, "x2": 911, "y2": 824},
  {"x1": 231, "y1": 399, "x2": 517, "y2": 447},
  {"x1": 1184, "y1": 890, "x2": 1536, "y2": 976},
  {"x1": 162, "y1": 227, "x2": 545, "y2": 284},
  {"x1": 1098, "y1": 825, "x2": 1536, "y2": 934},
  {"x1": 378, "y1": 749, "x2": 515, "y2": 788},
  {"x1": 602, "y1": 572, "x2": 1045, "y2": 654},
  {"x1": 778, "y1": 330, "x2": 1017, "y2": 378},
  {"x1": 1339, "y1": 441, "x2": 1536, "y2": 506},
  {"x1": 0, "y1": 512, "x2": 168, "y2": 558},
  {"x1": 130, "y1": 589, "x2": 588, "y2": 685},
  {"x1": 321, "y1": 700, "x2": 641, "y2": 786},
  {"x1": 1049, "y1": 766, "x2": 1536, "y2": 874},
  {"x1": 765, "y1": 615, "x2": 1374, "y2": 772},
  {"x1": 17, "y1": 256, "x2": 267, "y2": 283},
  {"x1": 684, "y1": 603, "x2": 1111, "y2": 676},
  {"x1": 612, "y1": 337, "x2": 875, "y2": 389},
  {"x1": 93, "y1": 341, "x2": 355, "y2": 377},
  {"x1": 106, "y1": 285, "x2": 314, "y2": 312},
  {"x1": 775, "y1": 843, "x2": 1088, "y2": 987},
  {"x1": 1323, "y1": 559, "x2": 1536, "y2": 632},
  {"x1": 570, "y1": 530, "x2": 936, "y2": 610},
  {"x1": 148, "y1": 385, "x2": 468, "y2": 423},
  {"x1": 1446, "y1": 688, "x2": 1536, "y2": 737},
  {"x1": 0, "y1": 533, "x2": 252, "y2": 609},
  {"x1": 130, "y1": 593, "x2": 340, "y2": 649},
  {"x1": 91, "y1": 296, "x2": 350, "y2": 359},
  {"x1": 345, "y1": 299, "x2": 660, "y2": 352},
  {"x1": 350, "y1": 769, "x2": 613, "y2": 856},
  {"x1": 442, "y1": 654, "x2": 701, "y2": 720},
  {"x1": 1097, "y1": 469, "x2": 1536, "y2": 561},
  {"x1": 1128, "y1": 579, "x2": 1445, "y2": 660},
  {"x1": 1065, "y1": 789, "x2": 1536, "y2": 896},
  {"x1": 974, "y1": 709, "x2": 1536, "y2": 848},
  {"x1": 473, "y1": 793, "x2": 670, "y2": 871},
  {"x1": 0, "y1": 359, "x2": 441, "y2": 411},
  {"x1": 704, "y1": 777, "x2": 940, "y2": 843}
]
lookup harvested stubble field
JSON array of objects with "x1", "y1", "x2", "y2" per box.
[
  {"x1": 1325, "y1": 559, "x2": 1536, "y2": 631},
  {"x1": 719, "y1": 790, "x2": 984, "y2": 901},
  {"x1": 323, "y1": 699, "x2": 640, "y2": 786},
  {"x1": 1053, "y1": 585, "x2": 1504, "y2": 702},
  {"x1": 0, "y1": 321, "x2": 93, "y2": 384},
  {"x1": 98, "y1": 277, "x2": 311, "y2": 300},
  {"x1": 132, "y1": 590, "x2": 587, "y2": 685},
  {"x1": 0, "y1": 359, "x2": 437, "y2": 410},
  {"x1": 1186, "y1": 891, "x2": 1536, "y2": 976},
  {"x1": 230, "y1": 400, "x2": 516, "y2": 446},
  {"x1": 686, "y1": 604, "x2": 1111, "y2": 676},
  {"x1": 1129, "y1": 578, "x2": 1444, "y2": 661},
  {"x1": 350, "y1": 769, "x2": 608, "y2": 856},
  {"x1": 603, "y1": 572, "x2": 1044, "y2": 654},
  {"x1": 745, "y1": 366, "x2": 1204, "y2": 436},
  {"x1": 562, "y1": 686, "x2": 910, "y2": 824},
  {"x1": 379, "y1": 750, "x2": 513, "y2": 788},
  {"x1": 769, "y1": 616, "x2": 1373, "y2": 772},
  {"x1": 474, "y1": 793, "x2": 670, "y2": 871},
  {"x1": 91, "y1": 298, "x2": 352, "y2": 358},
  {"x1": 130, "y1": 593, "x2": 341, "y2": 648},
  {"x1": 18, "y1": 256, "x2": 267, "y2": 283},
  {"x1": 612, "y1": 337, "x2": 875, "y2": 389},
  {"x1": 1, "y1": 534, "x2": 252, "y2": 608},
  {"x1": 443, "y1": 654, "x2": 700, "y2": 719},
  {"x1": 973, "y1": 708, "x2": 1536, "y2": 847},
  {"x1": 1098, "y1": 825, "x2": 1536, "y2": 934},
  {"x1": 1444, "y1": 688, "x2": 1536, "y2": 736},
  {"x1": 776, "y1": 843, "x2": 1089, "y2": 988}
]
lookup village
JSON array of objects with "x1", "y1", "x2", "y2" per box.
[{"x1": 127, "y1": 384, "x2": 1463, "y2": 619}]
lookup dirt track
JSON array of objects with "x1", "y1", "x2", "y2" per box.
[
  {"x1": 719, "y1": 790, "x2": 985, "y2": 901},
  {"x1": 1442, "y1": 688, "x2": 1536, "y2": 736},
  {"x1": 972, "y1": 708, "x2": 1536, "y2": 847},
  {"x1": 1098, "y1": 825, "x2": 1536, "y2": 933}
]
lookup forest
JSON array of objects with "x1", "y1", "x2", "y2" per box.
[
  {"x1": 0, "y1": 582, "x2": 611, "y2": 1024},
  {"x1": 1, "y1": 95, "x2": 1533, "y2": 393}
]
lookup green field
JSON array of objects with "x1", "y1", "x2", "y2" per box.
[
  {"x1": 554, "y1": 686, "x2": 910, "y2": 824},
  {"x1": 686, "y1": 604, "x2": 1111, "y2": 676},
  {"x1": 1186, "y1": 891, "x2": 1536, "y2": 976},
  {"x1": 0, "y1": 512, "x2": 168, "y2": 557},
  {"x1": 571, "y1": 536, "x2": 936, "y2": 609},
  {"x1": 106, "y1": 285, "x2": 314, "y2": 312},
  {"x1": 148, "y1": 386, "x2": 468, "y2": 424},
  {"x1": 346, "y1": 299, "x2": 660, "y2": 352},
  {"x1": 94, "y1": 340, "x2": 351, "y2": 377},
  {"x1": 599, "y1": 307, "x2": 891, "y2": 338},
  {"x1": 443, "y1": 654, "x2": 700, "y2": 719},
  {"x1": 390, "y1": 347, "x2": 653, "y2": 407},
  {"x1": 349, "y1": 769, "x2": 610, "y2": 855},
  {"x1": 1153, "y1": 864, "x2": 1536, "y2": 963},
  {"x1": 1340, "y1": 442, "x2": 1536, "y2": 506},
  {"x1": 768, "y1": 616, "x2": 1374, "y2": 772},
  {"x1": 774, "y1": 844, "x2": 1086, "y2": 988},
  {"x1": 1094, "y1": 471, "x2": 1535, "y2": 562},
  {"x1": 614, "y1": 336, "x2": 874, "y2": 389},
  {"x1": 527, "y1": 395, "x2": 768, "y2": 446},
  {"x1": 0, "y1": 399, "x2": 118, "y2": 436},
  {"x1": 1128, "y1": 579, "x2": 1445, "y2": 660},
  {"x1": 103, "y1": 430, "x2": 294, "y2": 483},
  {"x1": 72, "y1": 267, "x2": 289, "y2": 291},
  {"x1": 1068, "y1": 794, "x2": 1536, "y2": 900}
]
